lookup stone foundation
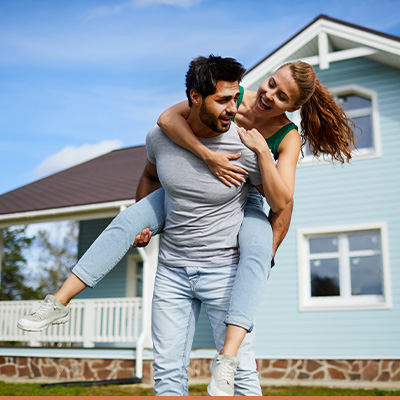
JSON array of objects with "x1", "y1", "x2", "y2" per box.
[{"x1": 0, "y1": 356, "x2": 399, "y2": 384}]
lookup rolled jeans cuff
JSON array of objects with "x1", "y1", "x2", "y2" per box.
[
  {"x1": 224, "y1": 315, "x2": 254, "y2": 333},
  {"x1": 71, "y1": 265, "x2": 96, "y2": 288}
]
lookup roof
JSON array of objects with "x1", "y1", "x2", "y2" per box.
[
  {"x1": 242, "y1": 14, "x2": 400, "y2": 88},
  {"x1": 0, "y1": 145, "x2": 147, "y2": 218}
]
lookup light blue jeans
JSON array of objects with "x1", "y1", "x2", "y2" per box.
[
  {"x1": 152, "y1": 263, "x2": 261, "y2": 396},
  {"x1": 71, "y1": 188, "x2": 166, "y2": 287},
  {"x1": 225, "y1": 186, "x2": 273, "y2": 331},
  {"x1": 72, "y1": 187, "x2": 272, "y2": 330}
]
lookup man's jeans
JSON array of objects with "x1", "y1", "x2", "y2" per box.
[{"x1": 151, "y1": 263, "x2": 262, "y2": 396}]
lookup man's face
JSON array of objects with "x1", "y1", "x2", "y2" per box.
[{"x1": 199, "y1": 81, "x2": 240, "y2": 134}]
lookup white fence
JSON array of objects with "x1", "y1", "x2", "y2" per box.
[{"x1": 0, "y1": 297, "x2": 142, "y2": 347}]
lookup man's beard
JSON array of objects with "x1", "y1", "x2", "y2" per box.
[{"x1": 199, "y1": 102, "x2": 232, "y2": 133}]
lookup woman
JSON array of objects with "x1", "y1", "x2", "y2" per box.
[{"x1": 18, "y1": 61, "x2": 355, "y2": 395}]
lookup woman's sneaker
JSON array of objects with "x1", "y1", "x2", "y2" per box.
[
  {"x1": 207, "y1": 352, "x2": 240, "y2": 396},
  {"x1": 17, "y1": 295, "x2": 70, "y2": 332}
]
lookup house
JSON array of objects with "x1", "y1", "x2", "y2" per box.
[{"x1": 1, "y1": 14, "x2": 399, "y2": 385}]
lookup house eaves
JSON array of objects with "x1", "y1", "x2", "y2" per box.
[
  {"x1": 0, "y1": 199, "x2": 135, "y2": 228},
  {"x1": 242, "y1": 14, "x2": 400, "y2": 88},
  {"x1": 0, "y1": 145, "x2": 147, "y2": 227}
]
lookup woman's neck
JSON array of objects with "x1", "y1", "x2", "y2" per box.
[{"x1": 236, "y1": 90, "x2": 290, "y2": 138}]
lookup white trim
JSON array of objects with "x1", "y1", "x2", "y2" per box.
[
  {"x1": 0, "y1": 347, "x2": 154, "y2": 360},
  {"x1": 242, "y1": 17, "x2": 400, "y2": 88},
  {"x1": 0, "y1": 199, "x2": 136, "y2": 228},
  {"x1": 318, "y1": 31, "x2": 330, "y2": 70},
  {"x1": 297, "y1": 221, "x2": 392, "y2": 311},
  {"x1": 2, "y1": 347, "x2": 399, "y2": 361},
  {"x1": 254, "y1": 353, "x2": 400, "y2": 360}
]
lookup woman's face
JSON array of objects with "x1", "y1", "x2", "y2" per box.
[{"x1": 254, "y1": 66, "x2": 300, "y2": 117}]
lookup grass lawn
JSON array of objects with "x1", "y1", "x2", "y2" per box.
[{"x1": 0, "y1": 381, "x2": 400, "y2": 396}]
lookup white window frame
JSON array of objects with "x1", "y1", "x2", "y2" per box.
[
  {"x1": 298, "y1": 84, "x2": 382, "y2": 167},
  {"x1": 297, "y1": 222, "x2": 391, "y2": 311},
  {"x1": 126, "y1": 255, "x2": 144, "y2": 297}
]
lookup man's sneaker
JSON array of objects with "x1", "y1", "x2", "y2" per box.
[
  {"x1": 17, "y1": 295, "x2": 70, "y2": 332},
  {"x1": 207, "y1": 352, "x2": 240, "y2": 396}
]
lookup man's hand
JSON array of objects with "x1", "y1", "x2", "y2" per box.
[{"x1": 133, "y1": 228, "x2": 152, "y2": 247}]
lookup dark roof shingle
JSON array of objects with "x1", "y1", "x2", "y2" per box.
[{"x1": 0, "y1": 146, "x2": 147, "y2": 215}]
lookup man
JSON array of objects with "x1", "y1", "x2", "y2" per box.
[{"x1": 135, "y1": 55, "x2": 269, "y2": 396}]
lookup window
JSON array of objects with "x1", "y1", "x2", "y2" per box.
[
  {"x1": 296, "y1": 85, "x2": 381, "y2": 164},
  {"x1": 298, "y1": 223, "x2": 391, "y2": 311},
  {"x1": 126, "y1": 257, "x2": 143, "y2": 297}
]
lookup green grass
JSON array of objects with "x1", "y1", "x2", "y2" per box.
[{"x1": 0, "y1": 381, "x2": 399, "y2": 396}]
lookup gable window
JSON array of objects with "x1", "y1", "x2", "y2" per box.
[
  {"x1": 298, "y1": 223, "x2": 391, "y2": 311},
  {"x1": 335, "y1": 92, "x2": 373, "y2": 152},
  {"x1": 296, "y1": 85, "x2": 381, "y2": 164}
]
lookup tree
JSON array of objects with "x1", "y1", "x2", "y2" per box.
[
  {"x1": 35, "y1": 221, "x2": 78, "y2": 295},
  {"x1": 0, "y1": 226, "x2": 39, "y2": 300}
]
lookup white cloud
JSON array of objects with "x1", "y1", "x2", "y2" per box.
[
  {"x1": 85, "y1": 0, "x2": 202, "y2": 19},
  {"x1": 32, "y1": 140, "x2": 123, "y2": 181},
  {"x1": 131, "y1": 0, "x2": 203, "y2": 8}
]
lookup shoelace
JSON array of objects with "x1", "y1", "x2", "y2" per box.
[
  {"x1": 216, "y1": 359, "x2": 237, "y2": 385},
  {"x1": 31, "y1": 300, "x2": 56, "y2": 318}
]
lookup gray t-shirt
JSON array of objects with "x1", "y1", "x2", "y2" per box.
[{"x1": 146, "y1": 123, "x2": 262, "y2": 267}]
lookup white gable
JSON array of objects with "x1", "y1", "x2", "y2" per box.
[{"x1": 243, "y1": 15, "x2": 400, "y2": 88}]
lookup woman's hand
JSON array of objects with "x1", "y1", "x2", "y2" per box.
[
  {"x1": 132, "y1": 228, "x2": 152, "y2": 247},
  {"x1": 204, "y1": 151, "x2": 248, "y2": 187},
  {"x1": 237, "y1": 126, "x2": 270, "y2": 155}
]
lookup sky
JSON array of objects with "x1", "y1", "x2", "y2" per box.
[{"x1": 1, "y1": 0, "x2": 400, "y2": 195}]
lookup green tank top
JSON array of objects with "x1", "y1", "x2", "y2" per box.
[{"x1": 234, "y1": 85, "x2": 298, "y2": 160}]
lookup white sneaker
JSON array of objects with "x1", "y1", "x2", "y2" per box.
[
  {"x1": 207, "y1": 352, "x2": 239, "y2": 396},
  {"x1": 17, "y1": 295, "x2": 70, "y2": 332}
]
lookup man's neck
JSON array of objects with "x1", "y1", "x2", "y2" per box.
[{"x1": 187, "y1": 113, "x2": 224, "y2": 139}]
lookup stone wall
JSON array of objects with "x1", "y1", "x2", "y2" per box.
[{"x1": 0, "y1": 356, "x2": 399, "y2": 384}]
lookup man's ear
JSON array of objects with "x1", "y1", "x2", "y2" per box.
[{"x1": 190, "y1": 89, "x2": 202, "y2": 106}]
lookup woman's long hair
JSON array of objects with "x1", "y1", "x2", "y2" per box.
[{"x1": 281, "y1": 61, "x2": 357, "y2": 163}]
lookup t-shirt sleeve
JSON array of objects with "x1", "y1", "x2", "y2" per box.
[
  {"x1": 145, "y1": 125, "x2": 159, "y2": 165},
  {"x1": 245, "y1": 152, "x2": 263, "y2": 187}
]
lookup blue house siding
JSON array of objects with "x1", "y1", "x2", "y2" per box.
[
  {"x1": 76, "y1": 218, "x2": 139, "y2": 299},
  {"x1": 251, "y1": 58, "x2": 400, "y2": 359}
]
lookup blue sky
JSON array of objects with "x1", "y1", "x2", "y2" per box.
[{"x1": 1, "y1": 0, "x2": 400, "y2": 195}]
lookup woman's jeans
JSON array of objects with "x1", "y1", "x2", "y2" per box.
[
  {"x1": 71, "y1": 188, "x2": 166, "y2": 287},
  {"x1": 71, "y1": 186, "x2": 272, "y2": 331},
  {"x1": 225, "y1": 186, "x2": 273, "y2": 331}
]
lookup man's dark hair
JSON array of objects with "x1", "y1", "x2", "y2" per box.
[{"x1": 185, "y1": 55, "x2": 246, "y2": 106}]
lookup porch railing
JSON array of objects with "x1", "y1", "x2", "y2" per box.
[{"x1": 0, "y1": 297, "x2": 142, "y2": 347}]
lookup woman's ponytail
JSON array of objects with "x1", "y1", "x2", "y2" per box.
[{"x1": 282, "y1": 61, "x2": 357, "y2": 163}]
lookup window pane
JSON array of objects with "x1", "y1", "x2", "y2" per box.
[
  {"x1": 337, "y1": 94, "x2": 371, "y2": 110},
  {"x1": 137, "y1": 278, "x2": 143, "y2": 297},
  {"x1": 311, "y1": 258, "x2": 340, "y2": 297},
  {"x1": 350, "y1": 255, "x2": 383, "y2": 295},
  {"x1": 137, "y1": 261, "x2": 143, "y2": 275},
  {"x1": 309, "y1": 237, "x2": 338, "y2": 253},
  {"x1": 137, "y1": 262, "x2": 143, "y2": 297},
  {"x1": 349, "y1": 231, "x2": 381, "y2": 251},
  {"x1": 353, "y1": 115, "x2": 373, "y2": 149}
]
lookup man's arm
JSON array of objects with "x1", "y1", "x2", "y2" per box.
[
  {"x1": 135, "y1": 160, "x2": 161, "y2": 202},
  {"x1": 132, "y1": 160, "x2": 162, "y2": 247},
  {"x1": 268, "y1": 198, "x2": 294, "y2": 257}
]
